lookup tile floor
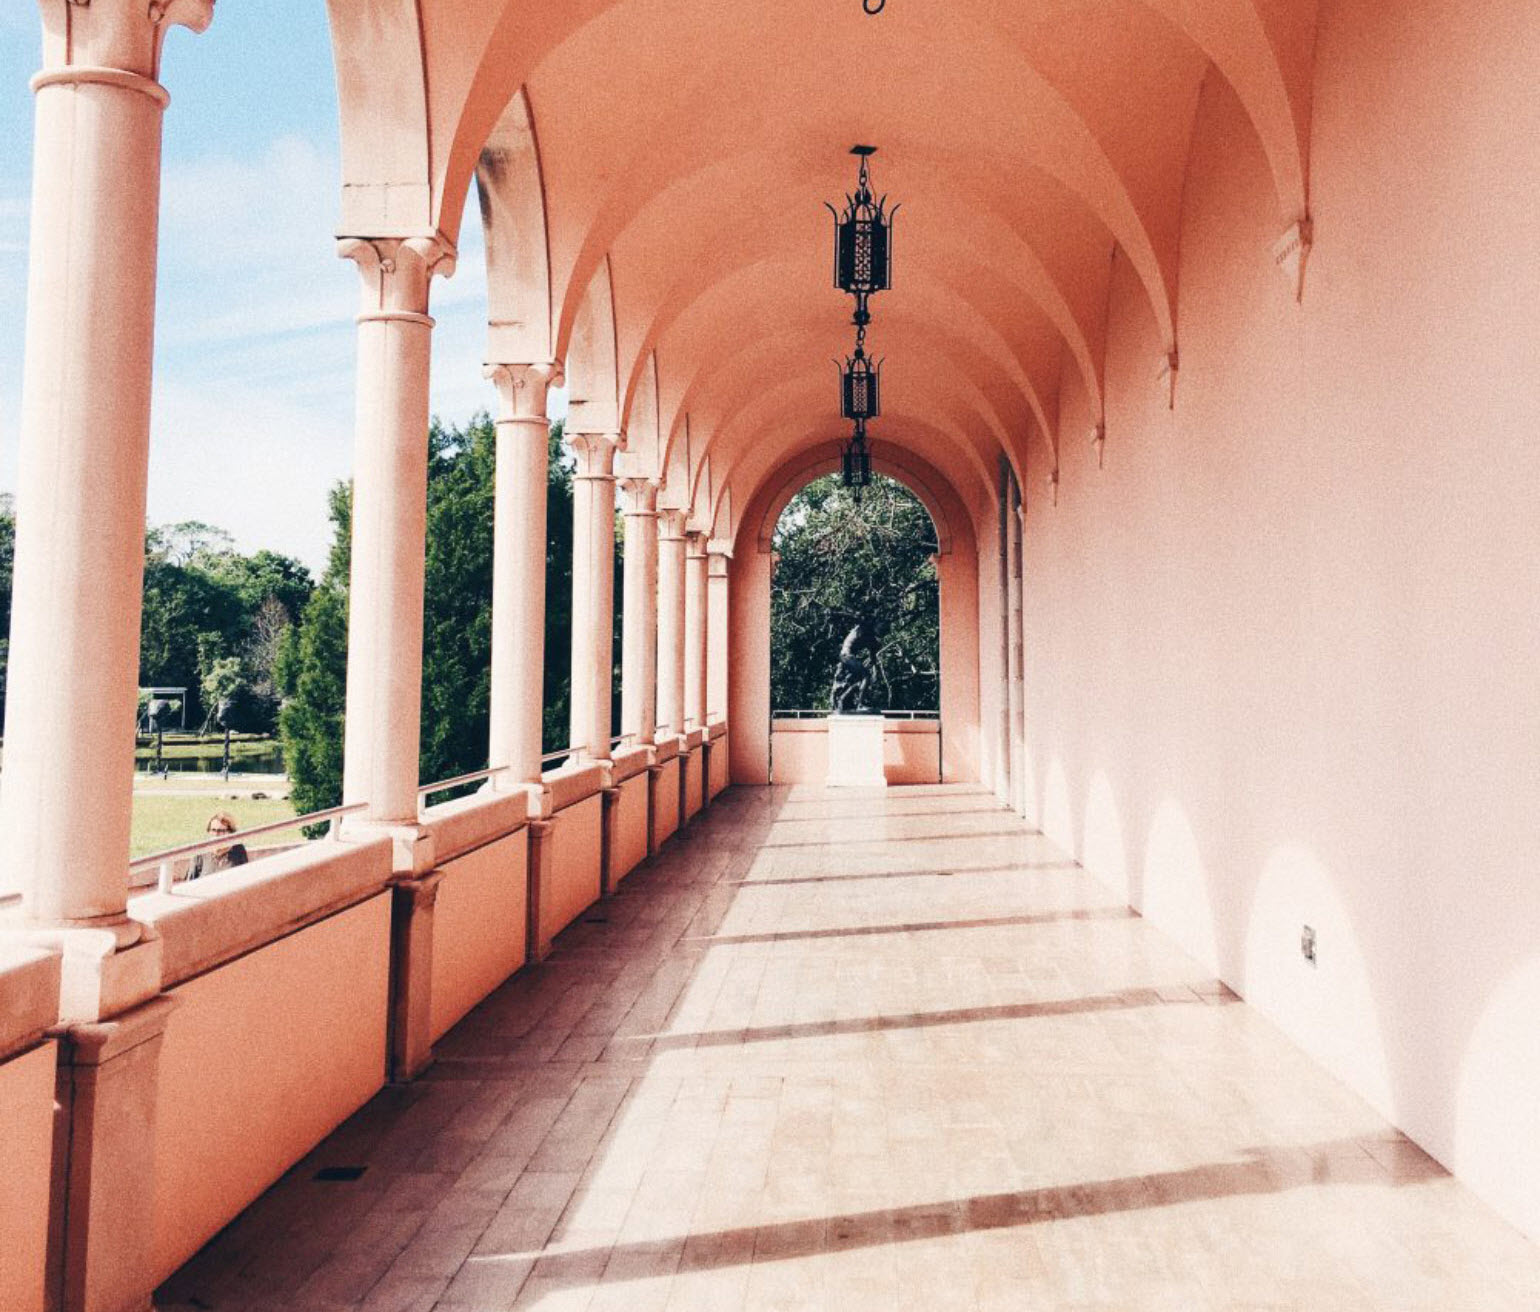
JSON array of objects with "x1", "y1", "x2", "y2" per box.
[{"x1": 159, "y1": 785, "x2": 1540, "y2": 1310}]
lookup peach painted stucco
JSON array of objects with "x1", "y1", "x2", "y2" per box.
[
  {"x1": 0, "y1": 1042, "x2": 54, "y2": 1312},
  {"x1": 609, "y1": 771, "x2": 650, "y2": 885},
  {"x1": 429, "y1": 832, "x2": 529, "y2": 1041},
  {"x1": 708, "y1": 733, "x2": 730, "y2": 798},
  {"x1": 1019, "y1": 0, "x2": 1540, "y2": 1242},
  {"x1": 651, "y1": 757, "x2": 682, "y2": 849},
  {"x1": 768, "y1": 720, "x2": 943, "y2": 786},
  {"x1": 541, "y1": 794, "x2": 603, "y2": 944},
  {"x1": 151, "y1": 894, "x2": 391, "y2": 1284},
  {"x1": 682, "y1": 745, "x2": 704, "y2": 820}
]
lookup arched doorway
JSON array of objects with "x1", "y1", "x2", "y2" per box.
[
  {"x1": 725, "y1": 444, "x2": 982, "y2": 787},
  {"x1": 768, "y1": 473, "x2": 942, "y2": 783}
]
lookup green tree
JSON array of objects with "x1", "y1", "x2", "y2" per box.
[
  {"x1": 138, "y1": 550, "x2": 247, "y2": 722},
  {"x1": 137, "y1": 525, "x2": 313, "y2": 729},
  {"x1": 279, "y1": 417, "x2": 579, "y2": 813},
  {"x1": 770, "y1": 474, "x2": 939, "y2": 712},
  {"x1": 277, "y1": 484, "x2": 352, "y2": 816},
  {"x1": 419, "y1": 415, "x2": 496, "y2": 785},
  {"x1": 543, "y1": 422, "x2": 574, "y2": 752}
]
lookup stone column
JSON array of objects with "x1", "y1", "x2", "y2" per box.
[
  {"x1": 619, "y1": 478, "x2": 660, "y2": 746},
  {"x1": 4, "y1": 10, "x2": 210, "y2": 1311},
  {"x1": 1007, "y1": 475, "x2": 1027, "y2": 817},
  {"x1": 0, "y1": 0, "x2": 213, "y2": 935},
  {"x1": 487, "y1": 364, "x2": 559, "y2": 787},
  {"x1": 656, "y1": 510, "x2": 688, "y2": 736},
  {"x1": 706, "y1": 545, "x2": 732, "y2": 721},
  {"x1": 684, "y1": 532, "x2": 709, "y2": 730},
  {"x1": 338, "y1": 236, "x2": 455, "y2": 860},
  {"x1": 568, "y1": 432, "x2": 620, "y2": 762}
]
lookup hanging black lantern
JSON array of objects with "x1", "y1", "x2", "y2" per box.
[
  {"x1": 839, "y1": 347, "x2": 882, "y2": 422},
  {"x1": 828, "y1": 146, "x2": 895, "y2": 301},
  {"x1": 842, "y1": 422, "x2": 873, "y2": 492}
]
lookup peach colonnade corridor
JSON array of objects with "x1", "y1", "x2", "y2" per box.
[{"x1": 156, "y1": 786, "x2": 1540, "y2": 1312}]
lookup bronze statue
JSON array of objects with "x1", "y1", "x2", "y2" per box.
[{"x1": 831, "y1": 621, "x2": 875, "y2": 714}]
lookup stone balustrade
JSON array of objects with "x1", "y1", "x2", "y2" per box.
[{"x1": 0, "y1": 726, "x2": 727, "y2": 1311}]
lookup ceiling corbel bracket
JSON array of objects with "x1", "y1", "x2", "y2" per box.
[
  {"x1": 1159, "y1": 348, "x2": 1179, "y2": 411},
  {"x1": 1274, "y1": 216, "x2": 1314, "y2": 303}
]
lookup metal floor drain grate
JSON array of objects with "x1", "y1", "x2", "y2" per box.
[{"x1": 313, "y1": 1166, "x2": 367, "y2": 1182}]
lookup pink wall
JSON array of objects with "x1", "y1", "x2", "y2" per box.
[
  {"x1": 430, "y1": 832, "x2": 529, "y2": 1041},
  {"x1": 769, "y1": 720, "x2": 942, "y2": 786},
  {"x1": 610, "y1": 771, "x2": 650, "y2": 883},
  {"x1": 543, "y1": 793, "x2": 603, "y2": 943},
  {"x1": 152, "y1": 895, "x2": 391, "y2": 1284},
  {"x1": 652, "y1": 755, "x2": 682, "y2": 847},
  {"x1": 0, "y1": 1043, "x2": 54, "y2": 1312},
  {"x1": 708, "y1": 734, "x2": 728, "y2": 797},
  {"x1": 1021, "y1": 0, "x2": 1540, "y2": 1241},
  {"x1": 682, "y1": 744, "x2": 705, "y2": 818}
]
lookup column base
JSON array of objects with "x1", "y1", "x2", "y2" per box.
[
  {"x1": 4, "y1": 926, "x2": 163, "y2": 1026},
  {"x1": 344, "y1": 819, "x2": 436, "y2": 877}
]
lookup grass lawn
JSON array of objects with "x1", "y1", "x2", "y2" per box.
[{"x1": 131, "y1": 792, "x2": 298, "y2": 859}]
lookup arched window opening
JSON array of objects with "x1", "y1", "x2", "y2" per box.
[{"x1": 770, "y1": 473, "x2": 940, "y2": 715}]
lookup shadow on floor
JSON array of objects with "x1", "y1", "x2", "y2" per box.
[
  {"x1": 458, "y1": 1135, "x2": 1446, "y2": 1292},
  {"x1": 679, "y1": 905, "x2": 1138, "y2": 947}
]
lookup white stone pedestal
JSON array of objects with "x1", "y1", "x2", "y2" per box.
[{"x1": 825, "y1": 715, "x2": 888, "y2": 788}]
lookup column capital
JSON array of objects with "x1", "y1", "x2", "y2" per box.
[
  {"x1": 37, "y1": 0, "x2": 214, "y2": 84},
  {"x1": 707, "y1": 549, "x2": 732, "y2": 579},
  {"x1": 657, "y1": 508, "x2": 688, "y2": 541},
  {"x1": 684, "y1": 529, "x2": 709, "y2": 558},
  {"x1": 618, "y1": 477, "x2": 659, "y2": 516},
  {"x1": 338, "y1": 234, "x2": 456, "y2": 321},
  {"x1": 486, "y1": 361, "x2": 563, "y2": 422},
  {"x1": 567, "y1": 431, "x2": 620, "y2": 480}
]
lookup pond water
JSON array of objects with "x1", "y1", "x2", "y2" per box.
[{"x1": 136, "y1": 746, "x2": 286, "y2": 775}]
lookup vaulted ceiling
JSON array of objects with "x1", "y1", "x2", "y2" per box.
[{"x1": 326, "y1": 0, "x2": 1318, "y2": 533}]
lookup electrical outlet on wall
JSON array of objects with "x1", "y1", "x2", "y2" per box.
[{"x1": 1301, "y1": 924, "x2": 1317, "y2": 966}]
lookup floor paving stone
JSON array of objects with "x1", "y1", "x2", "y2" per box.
[{"x1": 159, "y1": 784, "x2": 1540, "y2": 1310}]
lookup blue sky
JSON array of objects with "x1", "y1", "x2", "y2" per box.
[{"x1": 0, "y1": 3, "x2": 533, "y2": 570}]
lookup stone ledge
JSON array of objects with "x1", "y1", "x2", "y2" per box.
[
  {"x1": 707, "y1": 718, "x2": 728, "y2": 741},
  {"x1": 545, "y1": 760, "x2": 609, "y2": 812},
  {"x1": 421, "y1": 788, "x2": 529, "y2": 865},
  {"x1": 684, "y1": 728, "x2": 706, "y2": 750},
  {"x1": 652, "y1": 735, "x2": 683, "y2": 764},
  {"x1": 0, "y1": 945, "x2": 62, "y2": 1061},
  {"x1": 610, "y1": 744, "x2": 653, "y2": 785},
  {"x1": 130, "y1": 836, "x2": 394, "y2": 988}
]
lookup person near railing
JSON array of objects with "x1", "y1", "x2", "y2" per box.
[{"x1": 187, "y1": 812, "x2": 249, "y2": 879}]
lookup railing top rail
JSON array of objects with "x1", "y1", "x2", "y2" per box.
[
  {"x1": 128, "y1": 802, "x2": 368, "y2": 872},
  {"x1": 418, "y1": 767, "x2": 498, "y2": 798},
  {"x1": 771, "y1": 708, "x2": 941, "y2": 720}
]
